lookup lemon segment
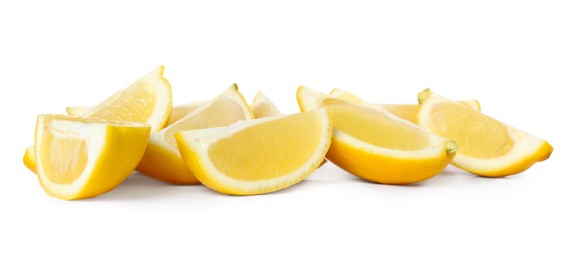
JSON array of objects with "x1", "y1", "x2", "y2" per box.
[
  {"x1": 35, "y1": 115, "x2": 150, "y2": 200},
  {"x1": 297, "y1": 86, "x2": 456, "y2": 184},
  {"x1": 417, "y1": 89, "x2": 553, "y2": 177},
  {"x1": 251, "y1": 91, "x2": 282, "y2": 118},
  {"x1": 136, "y1": 85, "x2": 253, "y2": 184},
  {"x1": 175, "y1": 109, "x2": 332, "y2": 195}
]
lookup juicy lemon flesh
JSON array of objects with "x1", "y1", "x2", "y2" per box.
[
  {"x1": 39, "y1": 129, "x2": 88, "y2": 184},
  {"x1": 164, "y1": 98, "x2": 247, "y2": 147},
  {"x1": 90, "y1": 83, "x2": 157, "y2": 122},
  {"x1": 331, "y1": 104, "x2": 429, "y2": 150},
  {"x1": 383, "y1": 104, "x2": 418, "y2": 124},
  {"x1": 429, "y1": 103, "x2": 513, "y2": 158},
  {"x1": 208, "y1": 112, "x2": 322, "y2": 181}
]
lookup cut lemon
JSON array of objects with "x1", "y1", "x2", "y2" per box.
[
  {"x1": 23, "y1": 146, "x2": 36, "y2": 173},
  {"x1": 25, "y1": 66, "x2": 172, "y2": 175},
  {"x1": 175, "y1": 109, "x2": 332, "y2": 195},
  {"x1": 417, "y1": 89, "x2": 553, "y2": 177},
  {"x1": 329, "y1": 88, "x2": 481, "y2": 123},
  {"x1": 79, "y1": 66, "x2": 172, "y2": 132},
  {"x1": 136, "y1": 85, "x2": 253, "y2": 184},
  {"x1": 251, "y1": 91, "x2": 282, "y2": 118},
  {"x1": 35, "y1": 115, "x2": 150, "y2": 200},
  {"x1": 298, "y1": 86, "x2": 456, "y2": 184}
]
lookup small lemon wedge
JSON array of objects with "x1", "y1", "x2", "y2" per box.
[
  {"x1": 35, "y1": 115, "x2": 150, "y2": 200},
  {"x1": 417, "y1": 89, "x2": 553, "y2": 177}
]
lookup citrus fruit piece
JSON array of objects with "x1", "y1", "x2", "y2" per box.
[
  {"x1": 35, "y1": 114, "x2": 150, "y2": 200},
  {"x1": 417, "y1": 89, "x2": 553, "y2": 177},
  {"x1": 251, "y1": 91, "x2": 282, "y2": 118},
  {"x1": 23, "y1": 146, "x2": 37, "y2": 173},
  {"x1": 80, "y1": 66, "x2": 172, "y2": 132},
  {"x1": 26, "y1": 66, "x2": 172, "y2": 175},
  {"x1": 175, "y1": 108, "x2": 332, "y2": 195},
  {"x1": 329, "y1": 88, "x2": 481, "y2": 123},
  {"x1": 297, "y1": 86, "x2": 456, "y2": 184},
  {"x1": 136, "y1": 85, "x2": 253, "y2": 184}
]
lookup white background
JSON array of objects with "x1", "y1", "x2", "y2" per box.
[{"x1": 1, "y1": 0, "x2": 574, "y2": 259}]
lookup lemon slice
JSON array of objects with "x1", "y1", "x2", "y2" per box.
[
  {"x1": 417, "y1": 89, "x2": 553, "y2": 177},
  {"x1": 329, "y1": 88, "x2": 481, "y2": 123},
  {"x1": 35, "y1": 115, "x2": 150, "y2": 200},
  {"x1": 251, "y1": 91, "x2": 282, "y2": 118},
  {"x1": 297, "y1": 86, "x2": 456, "y2": 184},
  {"x1": 175, "y1": 108, "x2": 332, "y2": 195},
  {"x1": 136, "y1": 85, "x2": 253, "y2": 184}
]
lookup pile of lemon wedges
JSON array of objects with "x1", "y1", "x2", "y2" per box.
[{"x1": 23, "y1": 66, "x2": 553, "y2": 200}]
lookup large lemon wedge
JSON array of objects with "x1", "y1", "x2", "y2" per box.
[
  {"x1": 35, "y1": 115, "x2": 150, "y2": 200},
  {"x1": 77, "y1": 66, "x2": 172, "y2": 132},
  {"x1": 417, "y1": 89, "x2": 553, "y2": 177},
  {"x1": 175, "y1": 109, "x2": 332, "y2": 195},
  {"x1": 297, "y1": 86, "x2": 456, "y2": 184}
]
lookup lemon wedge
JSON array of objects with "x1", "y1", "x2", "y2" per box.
[
  {"x1": 35, "y1": 115, "x2": 150, "y2": 200},
  {"x1": 251, "y1": 91, "x2": 282, "y2": 118},
  {"x1": 69, "y1": 66, "x2": 172, "y2": 132},
  {"x1": 25, "y1": 66, "x2": 171, "y2": 174},
  {"x1": 136, "y1": 85, "x2": 253, "y2": 184},
  {"x1": 297, "y1": 86, "x2": 456, "y2": 184},
  {"x1": 175, "y1": 108, "x2": 332, "y2": 195},
  {"x1": 417, "y1": 89, "x2": 553, "y2": 177}
]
